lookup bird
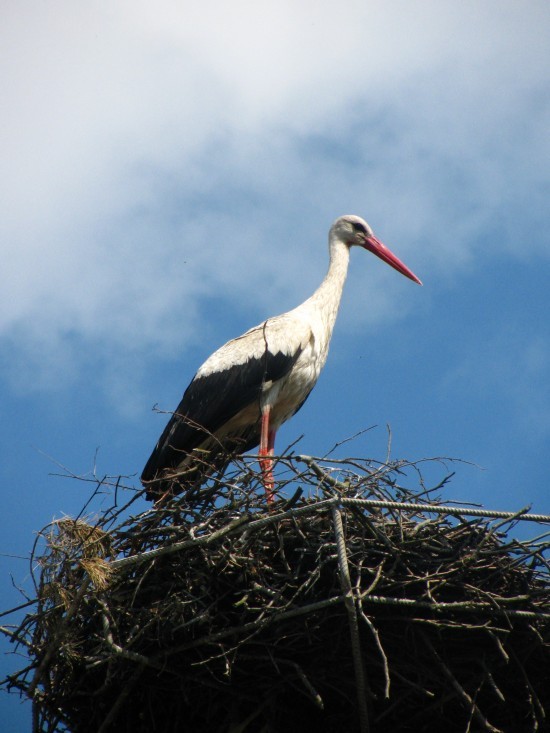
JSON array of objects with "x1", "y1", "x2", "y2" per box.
[{"x1": 141, "y1": 215, "x2": 421, "y2": 502}]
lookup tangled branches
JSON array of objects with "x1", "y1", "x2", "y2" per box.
[{"x1": 2, "y1": 454, "x2": 550, "y2": 733}]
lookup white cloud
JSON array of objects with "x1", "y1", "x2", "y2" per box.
[{"x1": 0, "y1": 1, "x2": 548, "y2": 402}]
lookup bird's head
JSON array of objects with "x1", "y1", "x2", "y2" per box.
[{"x1": 331, "y1": 214, "x2": 422, "y2": 285}]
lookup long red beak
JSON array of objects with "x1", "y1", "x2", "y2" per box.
[{"x1": 363, "y1": 235, "x2": 422, "y2": 285}]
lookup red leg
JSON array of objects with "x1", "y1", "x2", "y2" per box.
[{"x1": 259, "y1": 406, "x2": 276, "y2": 503}]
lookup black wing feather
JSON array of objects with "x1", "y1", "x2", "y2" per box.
[{"x1": 141, "y1": 347, "x2": 302, "y2": 483}]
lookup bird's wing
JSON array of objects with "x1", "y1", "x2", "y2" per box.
[{"x1": 141, "y1": 315, "x2": 312, "y2": 482}]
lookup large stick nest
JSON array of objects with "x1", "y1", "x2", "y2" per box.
[{"x1": 3, "y1": 453, "x2": 550, "y2": 733}]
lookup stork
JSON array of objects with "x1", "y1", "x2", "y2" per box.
[{"x1": 141, "y1": 215, "x2": 421, "y2": 502}]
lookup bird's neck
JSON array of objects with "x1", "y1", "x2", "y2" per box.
[{"x1": 308, "y1": 238, "x2": 351, "y2": 335}]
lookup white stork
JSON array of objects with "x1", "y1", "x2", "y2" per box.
[{"x1": 142, "y1": 215, "x2": 421, "y2": 502}]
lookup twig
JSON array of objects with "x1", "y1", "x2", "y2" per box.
[
  {"x1": 27, "y1": 577, "x2": 92, "y2": 697},
  {"x1": 359, "y1": 607, "x2": 390, "y2": 699},
  {"x1": 420, "y1": 631, "x2": 503, "y2": 733},
  {"x1": 156, "y1": 594, "x2": 349, "y2": 658}
]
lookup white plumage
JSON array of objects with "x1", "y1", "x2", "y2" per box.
[{"x1": 142, "y1": 214, "x2": 421, "y2": 501}]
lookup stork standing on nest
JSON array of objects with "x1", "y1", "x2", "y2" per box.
[{"x1": 142, "y1": 215, "x2": 422, "y2": 502}]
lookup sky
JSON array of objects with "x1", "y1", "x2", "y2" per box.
[{"x1": 1, "y1": 1, "x2": 549, "y2": 727}]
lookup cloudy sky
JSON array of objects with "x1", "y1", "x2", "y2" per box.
[{"x1": 1, "y1": 1, "x2": 549, "y2": 724}]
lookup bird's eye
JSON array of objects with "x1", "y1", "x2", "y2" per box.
[{"x1": 351, "y1": 221, "x2": 367, "y2": 234}]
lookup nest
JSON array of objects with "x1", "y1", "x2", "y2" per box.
[{"x1": 3, "y1": 453, "x2": 550, "y2": 733}]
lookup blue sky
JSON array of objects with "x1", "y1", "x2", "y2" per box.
[{"x1": 1, "y1": 1, "x2": 549, "y2": 727}]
